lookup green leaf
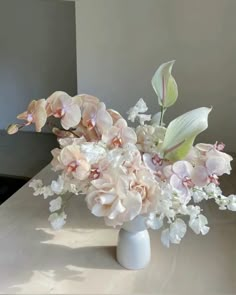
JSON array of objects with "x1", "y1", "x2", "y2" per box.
[
  {"x1": 161, "y1": 107, "x2": 212, "y2": 161},
  {"x1": 152, "y1": 60, "x2": 178, "y2": 108}
]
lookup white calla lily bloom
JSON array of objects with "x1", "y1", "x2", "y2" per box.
[
  {"x1": 162, "y1": 107, "x2": 212, "y2": 161},
  {"x1": 152, "y1": 60, "x2": 178, "y2": 108}
]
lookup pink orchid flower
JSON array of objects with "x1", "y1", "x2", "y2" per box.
[
  {"x1": 59, "y1": 145, "x2": 90, "y2": 180},
  {"x1": 143, "y1": 153, "x2": 163, "y2": 173},
  {"x1": 102, "y1": 118, "x2": 137, "y2": 148},
  {"x1": 17, "y1": 99, "x2": 47, "y2": 132},
  {"x1": 47, "y1": 91, "x2": 81, "y2": 130},
  {"x1": 164, "y1": 161, "x2": 194, "y2": 202},
  {"x1": 191, "y1": 143, "x2": 233, "y2": 187},
  {"x1": 82, "y1": 102, "x2": 113, "y2": 134}
]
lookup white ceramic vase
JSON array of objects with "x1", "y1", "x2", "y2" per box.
[{"x1": 116, "y1": 215, "x2": 151, "y2": 270}]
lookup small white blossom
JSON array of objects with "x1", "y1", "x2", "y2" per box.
[
  {"x1": 169, "y1": 218, "x2": 187, "y2": 244},
  {"x1": 137, "y1": 114, "x2": 152, "y2": 125},
  {"x1": 204, "y1": 183, "x2": 222, "y2": 198},
  {"x1": 51, "y1": 176, "x2": 64, "y2": 194},
  {"x1": 215, "y1": 195, "x2": 228, "y2": 210},
  {"x1": 42, "y1": 186, "x2": 54, "y2": 199},
  {"x1": 48, "y1": 212, "x2": 67, "y2": 230},
  {"x1": 49, "y1": 196, "x2": 63, "y2": 212},
  {"x1": 192, "y1": 188, "x2": 208, "y2": 203},
  {"x1": 29, "y1": 179, "x2": 43, "y2": 190},
  {"x1": 227, "y1": 195, "x2": 236, "y2": 211},
  {"x1": 127, "y1": 98, "x2": 151, "y2": 125},
  {"x1": 146, "y1": 213, "x2": 163, "y2": 230},
  {"x1": 189, "y1": 214, "x2": 209, "y2": 235}
]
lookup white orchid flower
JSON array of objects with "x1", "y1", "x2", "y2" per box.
[
  {"x1": 161, "y1": 107, "x2": 212, "y2": 161},
  {"x1": 152, "y1": 60, "x2": 178, "y2": 108}
]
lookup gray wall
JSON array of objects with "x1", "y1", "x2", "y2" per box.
[
  {"x1": 76, "y1": 0, "x2": 236, "y2": 152},
  {"x1": 0, "y1": 0, "x2": 77, "y2": 130}
]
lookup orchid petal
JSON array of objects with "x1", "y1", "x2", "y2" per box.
[
  {"x1": 191, "y1": 166, "x2": 209, "y2": 187},
  {"x1": 61, "y1": 103, "x2": 81, "y2": 130},
  {"x1": 172, "y1": 161, "x2": 193, "y2": 178},
  {"x1": 96, "y1": 104, "x2": 113, "y2": 134},
  {"x1": 206, "y1": 156, "x2": 228, "y2": 176}
]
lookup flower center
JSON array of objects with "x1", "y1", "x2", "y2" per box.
[
  {"x1": 209, "y1": 174, "x2": 219, "y2": 185},
  {"x1": 54, "y1": 108, "x2": 65, "y2": 118},
  {"x1": 111, "y1": 136, "x2": 122, "y2": 148},
  {"x1": 90, "y1": 168, "x2": 100, "y2": 179},
  {"x1": 214, "y1": 141, "x2": 225, "y2": 151},
  {"x1": 27, "y1": 113, "x2": 33, "y2": 122},
  {"x1": 152, "y1": 154, "x2": 163, "y2": 166},
  {"x1": 67, "y1": 160, "x2": 79, "y2": 172},
  {"x1": 183, "y1": 177, "x2": 194, "y2": 188},
  {"x1": 132, "y1": 182, "x2": 147, "y2": 199}
]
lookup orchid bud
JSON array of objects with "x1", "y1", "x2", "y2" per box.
[
  {"x1": 7, "y1": 124, "x2": 19, "y2": 134},
  {"x1": 152, "y1": 60, "x2": 178, "y2": 108}
]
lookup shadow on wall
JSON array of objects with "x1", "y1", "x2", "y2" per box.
[{"x1": 0, "y1": 0, "x2": 77, "y2": 131}]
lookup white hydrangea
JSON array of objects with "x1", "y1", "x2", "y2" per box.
[
  {"x1": 49, "y1": 196, "x2": 62, "y2": 213},
  {"x1": 48, "y1": 212, "x2": 67, "y2": 230}
]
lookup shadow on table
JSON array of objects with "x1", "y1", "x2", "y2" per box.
[{"x1": 4, "y1": 228, "x2": 122, "y2": 293}]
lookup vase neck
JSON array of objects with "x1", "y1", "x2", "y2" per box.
[{"x1": 122, "y1": 215, "x2": 147, "y2": 233}]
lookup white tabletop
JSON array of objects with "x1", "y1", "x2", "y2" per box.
[{"x1": 0, "y1": 165, "x2": 236, "y2": 294}]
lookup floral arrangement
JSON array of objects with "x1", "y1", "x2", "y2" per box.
[{"x1": 8, "y1": 61, "x2": 236, "y2": 247}]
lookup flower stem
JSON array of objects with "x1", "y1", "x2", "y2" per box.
[{"x1": 159, "y1": 106, "x2": 166, "y2": 126}]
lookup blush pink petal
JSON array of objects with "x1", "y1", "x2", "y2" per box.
[
  {"x1": 61, "y1": 103, "x2": 81, "y2": 130},
  {"x1": 121, "y1": 127, "x2": 137, "y2": 145},
  {"x1": 91, "y1": 203, "x2": 109, "y2": 217},
  {"x1": 82, "y1": 104, "x2": 97, "y2": 128},
  {"x1": 108, "y1": 199, "x2": 126, "y2": 219},
  {"x1": 73, "y1": 159, "x2": 90, "y2": 180},
  {"x1": 172, "y1": 161, "x2": 193, "y2": 179},
  {"x1": 192, "y1": 166, "x2": 209, "y2": 187},
  {"x1": 60, "y1": 145, "x2": 81, "y2": 166},
  {"x1": 121, "y1": 191, "x2": 142, "y2": 221},
  {"x1": 115, "y1": 118, "x2": 127, "y2": 129},
  {"x1": 96, "y1": 104, "x2": 113, "y2": 134},
  {"x1": 206, "y1": 156, "x2": 228, "y2": 176},
  {"x1": 107, "y1": 109, "x2": 123, "y2": 123}
]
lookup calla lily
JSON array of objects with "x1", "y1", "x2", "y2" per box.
[
  {"x1": 151, "y1": 60, "x2": 178, "y2": 108},
  {"x1": 162, "y1": 107, "x2": 212, "y2": 161}
]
